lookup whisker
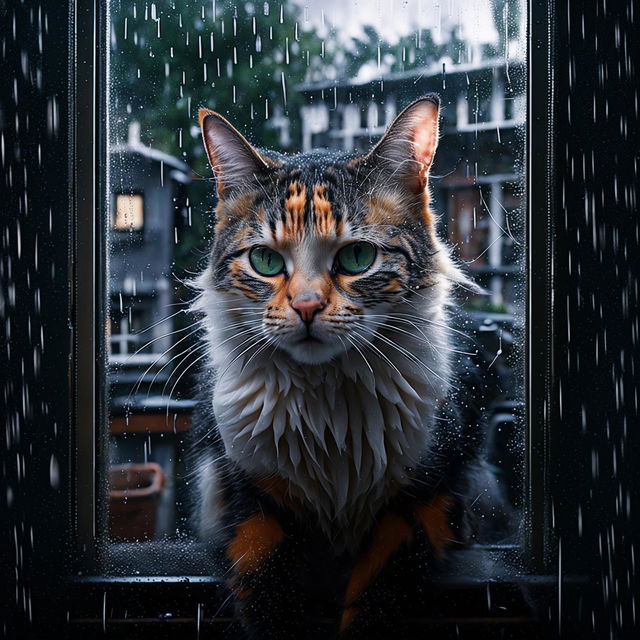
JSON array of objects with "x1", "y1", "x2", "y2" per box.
[
  {"x1": 124, "y1": 322, "x2": 203, "y2": 362},
  {"x1": 383, "y1": 308, "x2": 474, "y2": 341},
  {"x1": 216, "y1": 325, "x2": 266, "y2": 349},
  {"x1": 359, "y1": 316, "x2": 475, "y2": 356},
  {"x1": 125, "y1": 325, "x2": 204, "y2": 404},
  {"x1": 240, "y1": 336, "x2": 275, "y2": 374},
  {"x1": 364, "y1": 327, "x2": 454, "y2": 388},
  {"x1": 351, "y1": 329, "x2": 404, "y2": 379},
  {"x1": 216, "y1": 318, "x2": 265, "y2": 333},
  {"x1": 459, "y1": 233, "x2": 505, "y2": 266},
  {"x1": 221, "y1": 307, "x2": 267, "y2": 314},
  {"x1": 165, "y1": 350, "x2": 211, "y2": 413},
  {"x1": 217, "y1": 335, "x2": 272, "y2": 381},
  {"x1": 133, "y1": 308, "x2": 189, "y2": 336},
  {"x1": 345, "y1": 334, "x2": 374, "y2": 374},
  {"x1": 147, "y1": 341, "x2": 207, "y2": 398},
  {"x1": 156, "y1": 342, "x2": 209, "y2": 400},
  {"x1": 479, "y1": 186, "x2": 520, "y2": 245}
]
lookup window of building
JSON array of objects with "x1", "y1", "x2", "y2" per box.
[{"x1": 112, "y1": 193, "x2": 144, "y2": 231}]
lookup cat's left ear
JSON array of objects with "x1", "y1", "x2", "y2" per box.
[
  {"x1": 199, "y1": 108, "x2": 274, "y2": 198},
  {"x1": 364, "y1": 94, "x2": 440, "y2": 194}
]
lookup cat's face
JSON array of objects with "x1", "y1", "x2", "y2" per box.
[{"x1": 199, "y1": 96, "x2": 446, "y2": 365}]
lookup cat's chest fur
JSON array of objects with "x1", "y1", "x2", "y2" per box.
[{"x1": 210, "y1": 328, "x2": 449, "y2": 551}]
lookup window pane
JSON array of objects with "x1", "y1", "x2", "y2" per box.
[{"x1": 105, "y1": 0, "x2": 526, "y2": 575}]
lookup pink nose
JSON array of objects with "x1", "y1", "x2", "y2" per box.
[{"x1": 291, "y1": 297, "x2": 324, "y2": 324}]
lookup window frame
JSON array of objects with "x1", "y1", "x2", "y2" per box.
[
  {"x1": 81, "y1": 0, "x2": 551, "y2": 607},
  {"x1": 71, "y1": 0, "x2": 554, "y2": 612},
  {"x1": 13, "y1": 0, "x2": 639, "y2": 635}
]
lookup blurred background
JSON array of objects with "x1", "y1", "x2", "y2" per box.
[{"x1": 105, "y1": 0, "x2": 525, "y2": 545}]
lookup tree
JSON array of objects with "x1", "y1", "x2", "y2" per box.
[
  {"x1": 110, "y1": 0, "x2": 325, "y2": 171},
  {"x1": 342, "y1": 24, "x2": 465, "y2": 78}
]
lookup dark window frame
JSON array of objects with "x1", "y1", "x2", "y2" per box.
[
  {"x1": 4, "y1": 0, "x2": 639, "y2": 637},
  {"x1": 75, "y1": 0, "x2": 554, "y2": 626}
]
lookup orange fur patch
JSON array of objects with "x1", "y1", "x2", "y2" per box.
[
  {"x1": 343, "y1": 513, "x2": 413, "y2": 608},
  {"x1": 312, "y1": 184, "x2": 336, "y2": 236},
  {"x1": 420, "y1": 191, "x2": 434, "y2": 226},
  {"x1": 364, "y1": 194, "x2": 405, "y2": 226},
  {"x1": 286, "y1": 271, "x2": 332, "y2": 305},
  {"x1": 412, "y1": 494, "x2": 454, "y2": 557},
  {"x1": 339, "y1": 606, "x2": 358, "y2": 633},
  {"x1": 215, "y1": 193, "x2": 256, "y2": 231},
  {"x1": 266, "y1": 284, "x2": 290, "y2": 312},
  {"x1": 381, "y1": 279, "x2": 402, "y2": 293},
  {"x1": 226, "y1": 514, "x2": 284, "y2": 575},
  {"x1": 284, "y1": 181, "x2": 307, "y2": 239},
  {"x1": 232, "y1": 226, "x2": 253, "y2": 244},
  {"x1": 229, "y1": 258, "x2": 258, "y2": 299}
]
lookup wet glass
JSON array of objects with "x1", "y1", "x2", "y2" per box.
[{"x1": 105, "y1": 0, "x2": 526, "y2": 567}]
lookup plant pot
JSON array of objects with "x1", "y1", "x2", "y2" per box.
[{"x1": 108, "y1": 462, "x2": 165, "y2": 542}]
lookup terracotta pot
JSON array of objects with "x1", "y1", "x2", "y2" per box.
[{"x1": 108, "y1": 462, "x2": 165, "y2": 542}]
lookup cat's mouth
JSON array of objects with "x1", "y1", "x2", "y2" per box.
[{"x1": 281, "y1": 327, "x2": 344, "y2": 364}]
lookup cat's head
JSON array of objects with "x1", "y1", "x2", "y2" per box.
[{"x1": 196, "y1": 95, "x2": 465, "y2": 366}]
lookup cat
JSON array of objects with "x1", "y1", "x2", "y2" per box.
[{"x1": 188, "y1": 94, "x2": 509, "y2": 638}]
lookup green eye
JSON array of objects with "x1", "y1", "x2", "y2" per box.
[
  {"x1": 336, "y1": 242, "x2": 376, "y2": 275},
  {"x1": 249, "y1": 246, "x2": 285, "y2": 276}
]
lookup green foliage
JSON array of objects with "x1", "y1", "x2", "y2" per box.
[
  {"x1": 110, "y1": 0, "x2": 324, "y2": 171},
  {"x1": 342, "y1": 24, "x2": 466, "y2": 77}
]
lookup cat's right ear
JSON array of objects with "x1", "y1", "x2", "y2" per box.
[
  {"x1": 199, "y1": 109, "x2": 273, "y2": 198},
  {"x1": 363, "y1": 94, "x2": 441, "y2": 195}
]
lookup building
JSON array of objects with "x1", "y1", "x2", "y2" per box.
[{"x1": 108, "y1": 122, "x2": 192, "y2": 407}]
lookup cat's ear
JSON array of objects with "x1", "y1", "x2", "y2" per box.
[
  {"x1": 364, "y1": 94, "x2": 440, "y2": 194},
  {"x1": 199, "y1": 109, "x2": 273, "y2": 198}
]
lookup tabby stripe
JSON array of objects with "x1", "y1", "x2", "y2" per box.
[
  {"x1": 215, "y1": 247, "x2": 247, "y2": 272},
  {"x1": 381, "y1": 244, "x2": 414, "y2": 264}
]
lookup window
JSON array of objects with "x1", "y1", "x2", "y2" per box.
[
  {"x1": 112, "y1": 193, "x2": 144, "y2": 231},
  {"x1": 4, "y1": 0, "x2": 639, "y2": 638}
]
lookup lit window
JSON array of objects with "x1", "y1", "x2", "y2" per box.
[{"x1": 113, "y1": 193, "x2": 144, "y2": 231}]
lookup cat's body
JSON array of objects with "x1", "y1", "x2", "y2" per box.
[{"x1": 189, "y1": 96, "x2": 509, "y2": 638}]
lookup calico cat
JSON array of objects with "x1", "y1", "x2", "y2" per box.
[{"x1": 189, "y1": 95, "x2": 508, "y2": 638}]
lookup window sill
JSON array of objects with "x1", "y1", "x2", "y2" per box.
[{"x1": 66, "y1": 544, "x2": 569, "y2": 638}]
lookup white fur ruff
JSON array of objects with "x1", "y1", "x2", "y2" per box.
[{"x1": 194, "y1": 275, "x2": 454, "y2": 552}]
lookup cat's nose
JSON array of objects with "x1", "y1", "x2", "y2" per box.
[{"x1": 291, "y1": 296, "x2": 324, "y2": 324}]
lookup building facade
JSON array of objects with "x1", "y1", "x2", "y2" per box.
[{"x1": 108, "y1": 122, "x2": 192, "y2": 407}]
